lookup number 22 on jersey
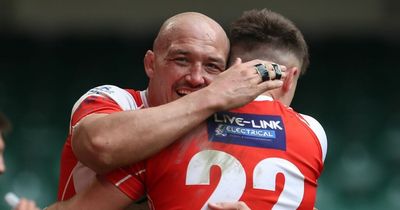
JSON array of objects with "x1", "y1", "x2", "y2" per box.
[{"x1": 186, "y1": 150, "x2": 305, "y2": 210}]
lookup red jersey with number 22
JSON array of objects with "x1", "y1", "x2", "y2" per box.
[{"x1": 106, "y1": 95, "x2": 327, "y2": 210}]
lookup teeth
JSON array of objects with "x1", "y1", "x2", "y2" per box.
[{"x1": 177, "y1": 89, "x2": 192, "y2": 95}]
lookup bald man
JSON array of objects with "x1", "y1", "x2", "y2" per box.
[{"x1": 55, "y1": 11, "x2": 284, "y2": 208}]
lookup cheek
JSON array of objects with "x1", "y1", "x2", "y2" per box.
[
  {"x1": 203, "y1": 73, "x2": 219, "y2": 85},
  {"x1": 164, "y1": 70, "x2": 188, "y2": 85},
  {"x1": 160, "y1": 64, "x2": 187, "y2": 80},
  {"x1": 156, "y1": 75, "x2": 179, "y2": 89}
]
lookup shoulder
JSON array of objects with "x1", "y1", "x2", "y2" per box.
[
  {"x1": 299, "y1": 114, "x2": 328, "y2": 162},
  {"x1": 73, "y1": 85, "x2": 140, "y2": 112},
  {"x1": 86, "y1": 85, "x2": 138, "y2": 110}
]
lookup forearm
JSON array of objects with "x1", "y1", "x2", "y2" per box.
[
  {"x1": 72, "y1": 88, "x2": 220, "y2": 174},
  {"x1": 73, "y1": 59, "x2": 284, "y2": 174},
  {"x1": 47, "y1": 176, "x2": 132, "y2": 210}
]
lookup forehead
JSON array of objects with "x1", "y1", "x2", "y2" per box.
[
  {"x1": 162, "y1": 35, "x2": 228, "y2": 65},
  {"x1": 171, "y1": 37, "x2": 226, "y2": 54},
  {"x1": 158, "y1": 18, "x2": 229, "y2": 58},
  {"x1": 165, "y1": 15, "x2": 223, "y2": 43}
]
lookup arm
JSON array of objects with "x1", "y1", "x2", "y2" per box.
[
  {"x1": 46, "y1": 176, "x2": 133, "y2": 210},
  {"x1": 124, "y1": 203, "x2": 149, "y2": 210},
  {"x1": 73, "y1": 59, "x2": 285, "y2": 174}
]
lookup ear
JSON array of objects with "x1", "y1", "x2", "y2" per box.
[
  {"x1": 144, "y1": 50, "x2": 155, "y2": 78},
  {"x1": 282, "y1": 66, "x2": 299, "y2": 92}
]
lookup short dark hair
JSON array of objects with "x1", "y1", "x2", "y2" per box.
[
  {"x1": 0, "y1": 113, "x2": 11, "y2": 133},
  {"x1": 230, "y1": 8, "x2": 309, "y2": 74}
]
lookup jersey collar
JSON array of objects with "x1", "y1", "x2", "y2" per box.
[
  {"x1": 254, "y1": 95, "x2": 274, "y2": 101},
  {"x1": 140, "y1": 89, "x2": 150, "y2": 108}
]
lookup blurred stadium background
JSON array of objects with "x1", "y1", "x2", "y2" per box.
[{"x1": 1, "y1": 0, "x2": 399, "y2": 209}]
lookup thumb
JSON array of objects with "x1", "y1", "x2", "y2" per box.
[
  {"x1": 208, "y1": 201, "x2": 249, "y2": 210},
  {"x1": 259, "y1": 79, "x2": 284, "y2": 91},
  {"x1": 208, "y1": 202, "x2": 225, "y2": 209},
  {"x1": 232, "y1": 57, "x2": 242, "y2": 66}
]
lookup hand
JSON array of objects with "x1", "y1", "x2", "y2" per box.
[
  {"x1": 208, "y1": 201, "x2": 251, "y2": 210},
  {"x1": 207, "y1": 58, "x2": 286, "y2": 111},
  {"x1": 14, "y1": 198, "x2": 40, "y2": 210}
]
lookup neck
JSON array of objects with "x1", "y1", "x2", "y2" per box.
[{"x1": 260, "y1": 90, "x2": 291, "y2": 106}]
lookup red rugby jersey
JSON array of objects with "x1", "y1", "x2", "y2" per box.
[
  {"x1": 57, "y1": 85, "x2": 148, "y2": 201},
  {"x1": 106, "y1": 95, "x2": 327, "y2": 210}
]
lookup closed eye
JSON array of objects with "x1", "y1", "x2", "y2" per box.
[
  {"x1": 205, "y1": 62, "x2": 224, "y2": 74},
  {"x1": 169, "y1": 57, "x2": 190, "y2": 66}
]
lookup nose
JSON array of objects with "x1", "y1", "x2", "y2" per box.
[{"x1": 185, "y1": 64, "x2": 205, "y2": 87}]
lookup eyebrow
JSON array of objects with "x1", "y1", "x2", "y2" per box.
[
  {"x1": 167, "y1": 48, "x2": 225, "y2": 65},
  {"x1": 208, "y1": 56, "x2": 225, "y2": 65},
  {"x1": 167, "y1": 49, "x2": 189, "y2": 56}
]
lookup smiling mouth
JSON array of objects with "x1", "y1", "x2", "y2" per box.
[{"x1": 176, "y1": 89, "x2": 194, "y2": 97}]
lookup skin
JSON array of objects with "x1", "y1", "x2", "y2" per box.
[
  {"x1": 229, "y1": 44, "x2": 301, "y2": 106},
  {"x1": 48, "y1": 12, "x2": 285, "y2": 210},
  {"x1": 14, "y1": 199, "x2": 40, "y2": 210},
  {"x1": 146, "y1": 12, "x2": 230, "y2": 107},
  {"x1": 71, "y1": 12, "x2": 284, "y2": 174},
  {"x1": 208, "y1": 201, "x2": 250, "y2": 210}
]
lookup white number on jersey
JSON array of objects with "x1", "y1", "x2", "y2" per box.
[{"x1": 186, "y1": 150, "x2": 305, "y2": 210}]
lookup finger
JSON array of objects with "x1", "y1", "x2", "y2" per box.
[
  {"x1": 264, "y1": 63, "x2": 286, "y2": 80},
  {"x1": 232, "y1": 57, "x2": 242, "y2": 67},
  {"x1": 258, "y1": 79, "x2": 284, "y2": 91},
  {"x1": 252, "y1": 62, "x2": 287, "y2": 82},
  {"x1": 208, "y1": 202, "x2": 235, "y2": 210},
  {"x1": 14, "y1": 198, "x2": 26, "y2": 210},
  {"x1": 208, "y1": 201, "x2": 250, "y2": 210},
  {"x1": 254, "y1": 63, "x2": 269, "y2": 82},
  {"x1": 27, "y1": 200, "x2": 37, "y2": 210},
  {"x1": 15, "y1": 199, "x2": 37, "y2": 210},
  {"x1": 268, "y1": 70, "x2": 287, "y2": 80},
  {"x1": 269, "y1": 63, "x2": 285, "y2": 80}
]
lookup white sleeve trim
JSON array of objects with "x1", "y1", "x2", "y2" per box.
[
  {"x1": 300, "y1": 114, "x2": 328, "y2": 162},
  {"x1": 72, "y1": 162, "x2": 96, "y2": 194},
  {"x1": 115, "y1": 175, "x2": 133, "y2": 187},
  {"x1": 69, "y1": 85, "x2": 138, "y2": 132},
  {"x1": 71, "y1": 85, "x2": 137, "y2": 114}
]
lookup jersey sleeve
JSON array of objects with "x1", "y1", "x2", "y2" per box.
[
  {"x1": 70, "y1": 85, "x2": 138, "y2": 128},
  {"x1": 300, "y1": 114, "x2": 328, "y2": 162},
  {"x1": 104, "y1": 162, "x2": 146, "y2": 201}
]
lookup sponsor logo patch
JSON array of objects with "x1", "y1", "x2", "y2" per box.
[
  {"x1": 88, "y1": 86, "x2": 115, "y2": 95},
  {"x1": 207, "y1": 111, "x2": 286, "y2": 150}
]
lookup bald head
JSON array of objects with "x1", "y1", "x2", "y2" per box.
[
  {"x1": 153, "y1": 12, "x2": 229, "y2": 54},
  {"x1": 144, "y1": 12, "x2": 230, "y2": 107}
]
